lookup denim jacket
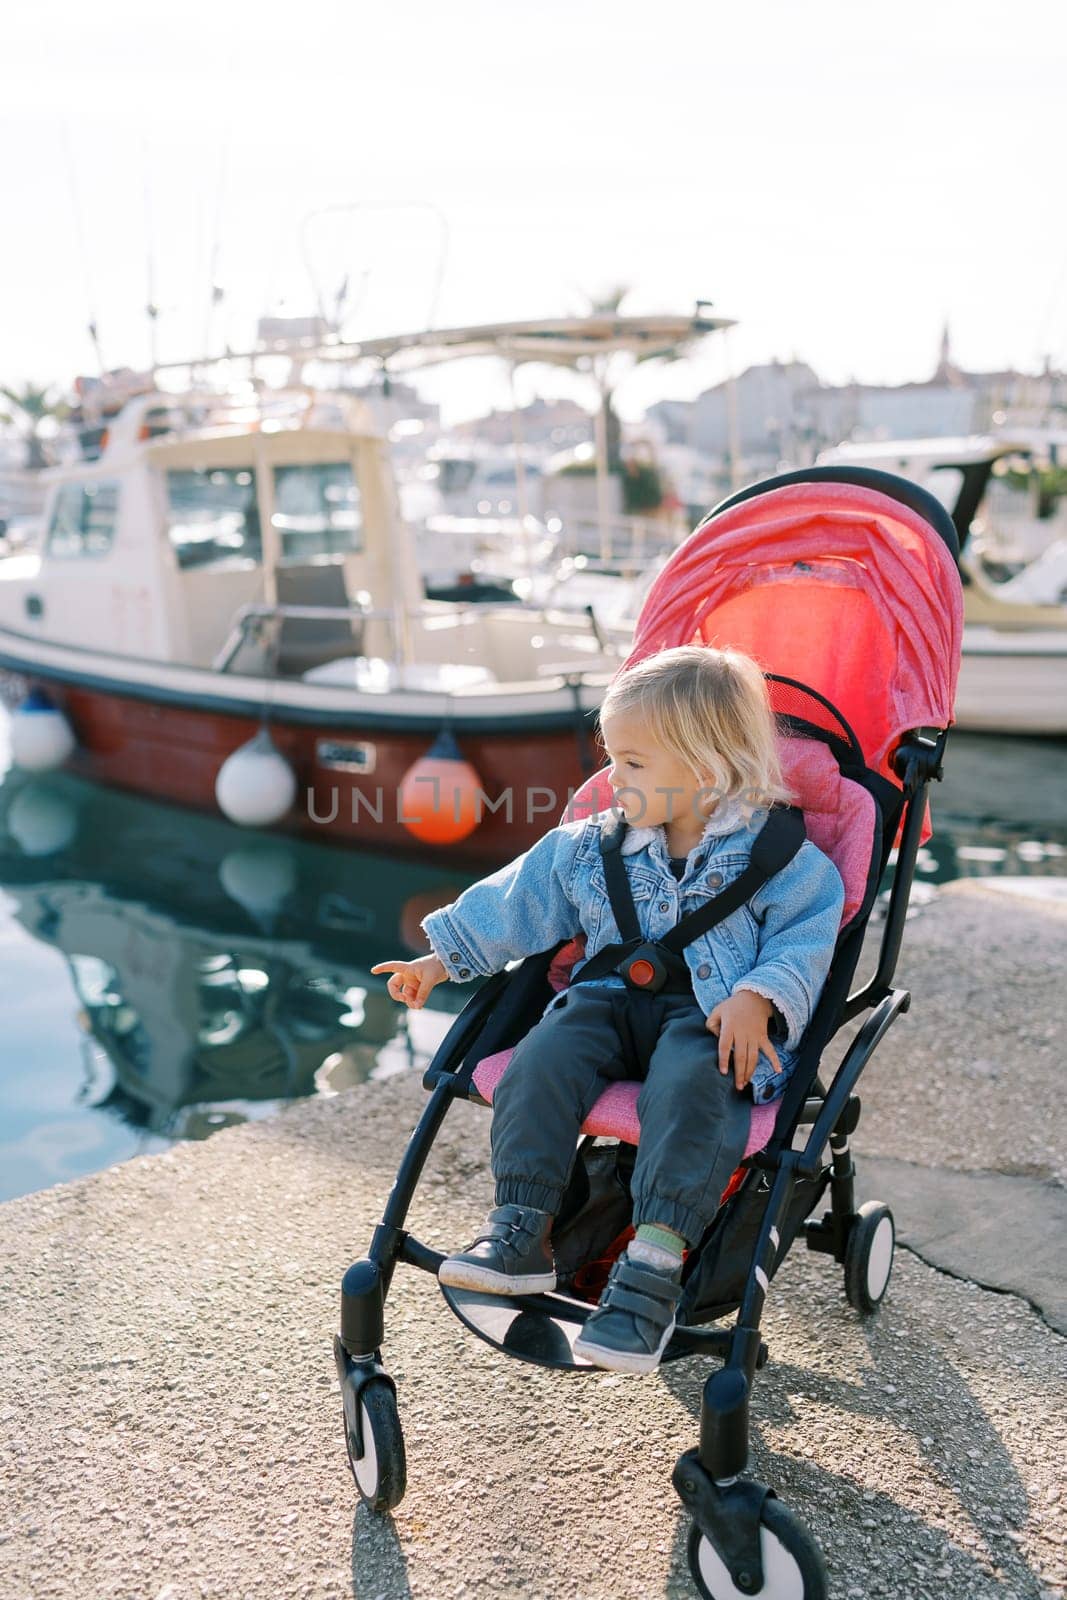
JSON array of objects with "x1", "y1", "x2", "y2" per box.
[{"x1": 421, "y1": 797, "x2": 845, "y2": 1104}]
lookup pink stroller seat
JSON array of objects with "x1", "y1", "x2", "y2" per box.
[{"x1": 471, "y1": 1047, "x2": 780, "y2": 1159}]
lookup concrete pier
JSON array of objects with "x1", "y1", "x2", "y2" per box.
[{"x1": 1, "y1": 881, "x2": 1065, "y2": 1600}]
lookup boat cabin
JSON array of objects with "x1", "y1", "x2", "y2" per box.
[
  {"x1": 0, "y1": 390, "x2": 615, "y2": 691},
  {"x1": 0, "y1": 391, "x2": 417, "y2": 671}
]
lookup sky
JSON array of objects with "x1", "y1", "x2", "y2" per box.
[{"x1": 2, "y1": 0, "x2": 1065, "y2": 422}]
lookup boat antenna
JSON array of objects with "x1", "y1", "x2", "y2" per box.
[
  {"x1": 1034, "y1": 248, "x2": 1067, "y2": 375},
  {"x1": 202, "y1": 75, "x2": 234, "y2": 360},
  {"x1": 422, "y1": 202, "x2": 450, "y2": 329},
  {"x1": 299, "y1": 202, "x2": 451, "y2": 336},
  {"x1": 60, "y1": 121, "x2": 105, "y2": 373},
  {"x1": 334, "y1": 272, "x2": 350, "y2": 330},
  {"x1": 142, "y1": 140, "x2": 159, "y2": 370}
]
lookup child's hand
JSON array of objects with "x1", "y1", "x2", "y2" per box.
[
  {"x1": 705, "y1": 992, "x2": 781, "y2": 1090},
  {"x1": 371, "y1": 954, "x2": 448, "y2": 1009}
]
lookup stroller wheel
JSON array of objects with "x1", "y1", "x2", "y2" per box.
[
  {"x1": 687, "y1": 1497, "x2": 827, "y2": 1599},
  {"x1": 342, "y1": 1376, "x2": 407, "y2": 1512},
  {"x1": 844, "y1": 1201, "x2": 895, "y2": 1314}
]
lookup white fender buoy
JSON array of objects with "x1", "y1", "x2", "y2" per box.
[
  {"x1": 9, "y1": 689, "x2": 76, "y2": 773},
  {"x1": 6, "y1": 780, "x2": 79, "y2": 857},
  {"x1": 215, "y1": 728, "x2": 297, "y2": 828},
  {"x1": 219, "y1": 842, "x2": 298, "y2": 921}
]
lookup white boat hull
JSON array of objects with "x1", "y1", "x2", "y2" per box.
[{"x1": 956, "y1": 627, "x2": 1067, "y2": 734}]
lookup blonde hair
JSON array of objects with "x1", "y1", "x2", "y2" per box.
[{"x1": 599, "y1": 646, "x2": 793, "y2": 815}]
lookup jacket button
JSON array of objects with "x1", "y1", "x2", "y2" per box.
[
  {"x1": 708, "y1": 872, "x2": 723, "y2": 889},
  {"x1": 697, "y1": 963, "x2": 711, "y2": 979},
  {"x1": 458, "y1": 967, "x2": 470, "y2": 978},
  {"x1": 658, "y1": 901, "x2": 670, "y2": 913},
  {"x1": 449, "y1": 952, "x2": 461, "y2": 963}
]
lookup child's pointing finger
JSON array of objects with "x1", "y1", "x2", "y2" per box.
[{"x1": 372, "y1": 960, "x2": 419, "y2": 1007}]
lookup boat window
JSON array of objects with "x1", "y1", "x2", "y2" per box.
[
  {"x1": 272, "y1": 463, "x2": 362, "y2": 560},
  {"x1": 483, "y1": 464, "x2": 542, "y2": 486},
  {"x1": 983, "y1": 458, "x2": 1045, "y2": 547},
  {"x1": 166, "y1": 468, "x2": 261, "y2": 568},
  {"x1": 435, "y1": 459, "x2": 477, "y2": 494},
  {"x1": 45, "y1": 481, "x2": 120, "y2": 558}
]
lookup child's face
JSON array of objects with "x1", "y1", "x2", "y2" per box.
[{"x1": 599, "y1": 708, "x2": 715, "y2": 831}]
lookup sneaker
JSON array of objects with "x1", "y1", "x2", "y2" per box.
[
  {"x1": 438, "y1": 1204, "x2": 556, "y2": 1295},
  {"x1": 573, "y1": 1249, "x2": 683, "y2": 1374}
]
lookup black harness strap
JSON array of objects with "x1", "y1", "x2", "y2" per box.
[
  {"x1": 661, "y1": 804, "x2": 806, "y2": 953},
  {"x1": 600, "y1": 815, "x2": 642, "y2": 942},
  {"x1": 574, "y1": 804, "x2": 807, "y2": 994}
]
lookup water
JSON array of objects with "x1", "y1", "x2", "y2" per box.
[
  {"x1": 0, "y1": 713, "x2": 476, "y2": 1202},
  {"x1": 1, "y1": 708, "x2": 1064, "y2": 1202}
]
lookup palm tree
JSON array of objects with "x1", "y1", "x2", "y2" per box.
[
  {"x1": 0, "y1": 382, "x2": 68, "y2": 469},
  {"x1": 579, "y1": 284, "x2": 692, "y2": 478},
  {"x1": 582, "y1": 284, "x2": 632, "y2": 471}
]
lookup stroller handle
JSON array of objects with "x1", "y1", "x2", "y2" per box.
[
  {"x1": 844, "y1": 726, "x2": 949, "y2": 1020},
  {"x1": 706, "y1": 465, "x2": 960, "y2": 563}
]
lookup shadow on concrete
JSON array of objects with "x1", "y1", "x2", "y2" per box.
[
  {"x1": 351, "y1": 1502, "x2": 412, "y2": 1599},
  {"x1": 659, "y1": 1319, "x2": 1043, "y2": 1598}
]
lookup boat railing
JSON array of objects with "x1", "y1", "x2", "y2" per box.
[
  {"x1": 212, "y1": 597, "x2": 619, "y2": 675},
  {"x1": 554, "y1": 509, "x2": 688, "y2": 569},
  {"x1": 101, "y1": 385, "x2": 379, "y2": 455}
]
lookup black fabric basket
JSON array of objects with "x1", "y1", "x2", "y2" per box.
[
  {"x1": 550, "y1": 1140, "x2": 636, "y2": 1295},
  {"x1": 678, "y1": 1166, "x2": 830, "y2": 1326}
]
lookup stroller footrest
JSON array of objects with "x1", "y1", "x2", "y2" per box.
[{"x1": 439, "y1": 1278, "x2": 728, "y2": 1373}]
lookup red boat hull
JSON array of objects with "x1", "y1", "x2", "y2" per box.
[{"x1": 27, "y1": 676, "x2": 603, "y2": 866}]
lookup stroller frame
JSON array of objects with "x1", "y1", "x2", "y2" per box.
[{"x1": 334, "y1": 471, "x2": 960, "y2": 1598}]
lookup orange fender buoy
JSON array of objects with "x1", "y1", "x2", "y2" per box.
[{"x1": 398, "y1": 730, "x2": 484, "y2": 845}]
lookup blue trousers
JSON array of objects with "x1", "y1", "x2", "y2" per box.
[{"x1": 490, "y1": 985, "x2": 752, "y2": 1246}]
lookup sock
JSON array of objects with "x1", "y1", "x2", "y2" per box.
[{"x1": 630, "y1": 1223, "x2": 686, "y2": 1273}]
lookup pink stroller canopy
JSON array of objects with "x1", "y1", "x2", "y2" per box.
[
  {"x1": 629, "y1": 479, "x2": 963, "y2": 787},
  {"x1": 566, "y1": 475, "x2": 963, "y2": 869}
]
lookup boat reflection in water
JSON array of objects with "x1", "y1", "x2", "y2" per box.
[{"x1": 0, "y1": 767, "x2": 474, "y2": 1193}]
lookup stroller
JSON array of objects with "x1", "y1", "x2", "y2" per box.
[{"x1": 334, "y1": 466, "x2": 964, "y2": 1599}]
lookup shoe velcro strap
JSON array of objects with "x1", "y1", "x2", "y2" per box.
[
  {"x1": 599, "y1": 1284, "x2": 676, "y2": 1323},
  {"x1": 479, "y1": 1216, "x2": 512, "y2": 1239},
  {"x1": 608, "y1": 1260, "x2": 683, "y2": 1301},
  {"x1": 483, "y1": 1206, "x2": 537, "y2": 1239},
  {"x1": 475, "y1": 1223, "x2": 527, "y2": 1247}
]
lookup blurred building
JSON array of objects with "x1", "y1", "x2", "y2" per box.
[
  {"x1": 648, "y1": 360, "x2": 819, "y2": 471},
  {"x1": 448, "y1": 395, "x2": 593, "y2": 450},
  {"x1": 647, "y1": 328, "x2": 1067, "y2": 472}
]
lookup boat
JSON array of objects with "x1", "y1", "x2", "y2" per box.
[
  {"x1": 0, "y1": 309, "x2": 732, "y2": 855},
  {"x1": 817, "y1": 435, "x2": 1067, "y2": 734},
  {"x1": 0, "y1": 386, "x2": 626, "y2": 861}
]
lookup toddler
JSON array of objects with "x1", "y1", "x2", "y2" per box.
[{"x1": 372, "y1": 646, "x2": 844, "y2": 1373}]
